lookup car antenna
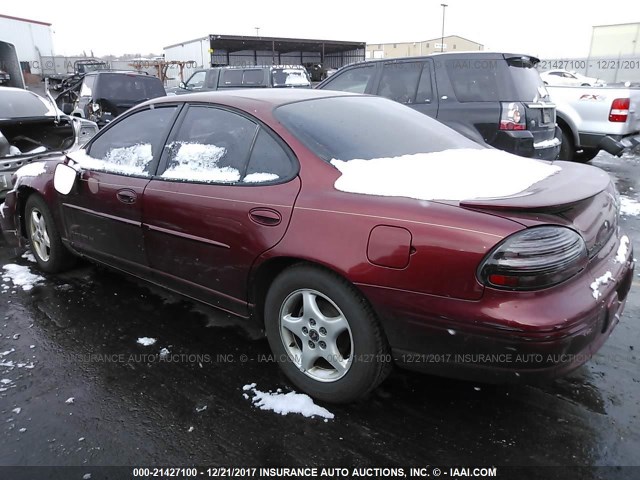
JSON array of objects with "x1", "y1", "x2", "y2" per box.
[{"x1": 44, "y1": 77, "x2": 61, "y2": 125}]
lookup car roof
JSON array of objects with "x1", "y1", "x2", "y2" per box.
[
  {"x1": 150, "y1": 88, "x2": 359, "y2": 108},
  {"x1": 340, "y1": 51, "x2": 538, "y2": 68}
]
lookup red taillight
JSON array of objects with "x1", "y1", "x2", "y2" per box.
[
  {"x1": 609, "y1": 98, "x2": 630, "y2": 122},
  {"x1": 500, "y1": 102, "x2": 526, "y2": 130}
]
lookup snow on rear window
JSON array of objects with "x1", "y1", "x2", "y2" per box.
[
  {"x1": 243, "y1": 172, "x2": 279, "y2": 183},
  {"x1": 71, "y1": 144, "x2": 153, "y2": 175},
  {"x1": 161, "y1": 142, "x2": 240, "y2": 183},
  {"x1": 330, "y1": 148, "x2": 561, "y2": 201}
]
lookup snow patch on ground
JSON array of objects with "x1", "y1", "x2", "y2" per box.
[
  {"x1": 65, "y1": 397, "x2": 75, "y2": 404},
  {"x1": 243, "y1": 384, "x2": 334, "y2": 420},
  {"x1": 330, "y1": 149, "x2": 561, "y2": 201},
  {"x1": 616, "y1": 235, "x2": 630, "y2": 263},
  {"x1": 591, "y1": 271, "x2": 613, "y2": 299},
  {"x1": 21, "y1": 251, "x2": 37, "y2": 263},
  {"x1": 137, "y1": 337, "x2": 157, "y2": 346},
  {"x1": 620, "y1": 197, "x2": 640, "y2": 216},
  {"x1": 2, "y1": 264, "x2": 44, "y2": 291}
]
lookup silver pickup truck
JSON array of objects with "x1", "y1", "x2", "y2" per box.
[{"x1": 549, "y1": 84, "x2": 640, "y2": 162}]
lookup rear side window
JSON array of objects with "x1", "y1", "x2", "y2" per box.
[
  {"x1": 161, "y1": 106, "x2": 258, "y2": 183},
  {"x1": 377, "y1": 62, "x2": 423, "y2": 104},
  {"x1": 320, "y1": 65, "x2": 375, "y2": 94},
  {"x1": 244, "y1": 129, "x2": 295, "y2": 182},
  {"x1": 220, "y1": 69, "x2": 264, "y2": 87}
]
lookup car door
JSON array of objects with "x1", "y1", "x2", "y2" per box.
[
  {"x1": 375, "y1": 60, "x2": 438, "y2": 118},
  {"x1": 142, "y1": 104, "x2": 301, "y2": 316},
  {"x1": 62, "y1": 105, "x2": 180, "y2": 274},
  {"x1": 318, "y1": 64, "x2": 378, "y2": 94}
]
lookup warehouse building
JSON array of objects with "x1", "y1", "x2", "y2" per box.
[
  {"x1": 366, "y1": 35, "x2": 483, "y2": 59},
  {"x1": 164, "y1": 34, "x2": 366, "y2": 86},
  {"x1": 0, "y1": 13, "x2": 55, "y2": 75},
  {"x1": 589, "y1": 22, "x2": 640, "y2": 57}
]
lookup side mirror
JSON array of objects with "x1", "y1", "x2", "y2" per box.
[{"x1": 54, "y1": 163, "x2": 78, "y2": 195}]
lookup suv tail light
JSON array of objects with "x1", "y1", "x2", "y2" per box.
[
  {"x1": 478, "y1": 226, "x2": 588, "y2": 290},
  {"x1": 609, "y1": 98, "x2": 630, "y2": 122},
  {"x1": 499, "y1": 102, "x2": 526, "y2": 130}
]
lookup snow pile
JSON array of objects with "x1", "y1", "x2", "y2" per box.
[
  {"x1": 330, "y1": 149, "x2": 562, "y2": 201},
  {"x1": 243, "y1": 383, "x2": 334, "y2": 420},
  {"x1": 620, "y1": 197, "x2": 640, "y2": 216},
  {"x1": 2, "y1": 264, "x2": 45, "y2": 291},
  {"x1": 21, "y1": 252, "x2": 37, "y2": 263},
  {"x1": 137, "y1": 337, "x2": 156, "y2": 346},
  {"x1": 244, "y1": 172, "x2": 279, "y2": 183},
  {"x1": 15, "y1": 162, "x2": 47, "y2": 180},
  {"x1": 615, "y1": 235, "x2": 630, "y2": 263},
  {"x1": 161, "y1": 142, "x2": 240, "y2": 183},
  {"x1": 590, "y1": 271, "x2": 613, "y2": 300},
  {"x1": 70, "y1": 144, "x2": 153, "y2": 175}
]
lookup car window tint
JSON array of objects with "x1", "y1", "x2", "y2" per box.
[
  {"x1": 187, "y1": 71, "x2": 207, "y2": 89},
  {"x1": 378, "y1": 62, "x2": 422, "y2": 104},
  {"x1": 96, "y1": 73, "x2": 165, "y2": 101},
  {"x1": 320, "y1": 65, "x2": 375, "y2": 94},
  {"x1": 243, "y1": 129, "x2": 294, "y2": 183},
  {"x1": 221, "y1": 70, "x2": 243, "y2": 86},
  {"x1": 443, "y1": 60, "x2": 514, "y2": 102},
  {"x1": 242, "y1": 69, "x2": 264, "y2": 86},
  {"x1": 85, "y1": 106, "x2": 177, "y2": 176},
  {"x1": 416, "y1": 64, "x2": 434, "y2": 103},
  {"x1": 162, "y1": 106, "x2": 257, "y2": 183}
]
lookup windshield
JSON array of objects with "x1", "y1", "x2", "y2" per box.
[
  {"x1": 0, "y1": 88, "x2": 56, "y2": 119},
  {"x1": 275, "y1": 96, "x2": 481, "y2": 161},
  {"x1": 271, "y1": 68, "x2": 311, "y2": 88},
  {"x1": 96, "y1": 74, "x2": 165, "y2": 101}
]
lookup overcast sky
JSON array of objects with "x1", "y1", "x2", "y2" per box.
[{"x1": 3, "y1": 0, "x2": 638, "y2": 58}]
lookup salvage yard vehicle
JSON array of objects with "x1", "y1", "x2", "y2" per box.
[
  {"x1": 539, "y1": 69, "x2": 605, "y2": 87},
  {"x1": 55, "y1": 71, "x2": 166, "y2": 128},
  {"x1": 549, "y1": 84, "x2": 640, "y2": 161},
  {"x1": 166, "y1": 65, "x2": 311, "y2": 95},
  {"x1": 46, "y1": 59, "x2": 109, "y2": 91},
  {"x1": 0, "y1": 68, "x2": 10, "y2": 85},
  {"x1": 1, "y1": 90, "x2": 633, "y2": 403},
  {"x1": 317, "y1": 52, "x2": 562, "y2": 161},
  {"x1": 0, "y1": 86, "x2": 98, "y2": 199}
]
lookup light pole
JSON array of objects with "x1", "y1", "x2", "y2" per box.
[
  {"x1": 440, "y1": 4, "x2": 448, "y2": 52},
  {"x1": 255, "y1": 27, "x2": 260, "y2": 37}
]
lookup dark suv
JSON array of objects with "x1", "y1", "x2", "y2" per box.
[
  {"x1": 55, "y1": 71, "x2": 166, "y2": 128},
  {"x1": 317, "y1": 52, "x2": 561, "y2": 160}
]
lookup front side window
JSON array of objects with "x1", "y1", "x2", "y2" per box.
[
  {"x1": 320, "y1": 65, "x2": 375, "y2": 94},
  {"x1": 186, "y1": 71, "x2": 207, "y2": 89},
  {"x1": 82, "y1": 106, "x2": 178, "y2": 176},
  {"x1": 161, "y1": 106, "x2": 257, "y2": 183}
]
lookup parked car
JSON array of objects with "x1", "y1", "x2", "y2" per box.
[
  {"x1": 166, "y1": 65, "x2": 311, "y2": 95},
  {"x1": 1, "y1": 90, "x2": 633, "y2": 403},
  {"x1": 548, "y1": 84, "x2": 640, "y2": 161},
  {"x1": 0, "y1": 86, "x2": 98, "y2": 199},
  {"x1": 0, "y1": 68, "x2": 10, "y2": 85},
  {"x1": 316, "y1": 52, "x2": 562, "y2": 161},
  {"x1": 540, "y1": 69, "x2": 605, "y2": 87},
  {"x1": 55, "y1": 71, "x2": 166, "y2": 128}
]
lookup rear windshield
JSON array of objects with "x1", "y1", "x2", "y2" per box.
[
  {"x1": 0, "y1": 89, "x2": 55, "y2": 118},
  {"x1": 95, "y1": 74, "x2": 165, "y2": 101},
  {"x1": 442, "y1": 56, "x2": 548, "y2": 103},
  {"x1": 271, "y1": 68, "x2": 311, "y2": 88},
  {"x1": 275, "y1": 96, "x2": 481, "y2": 161}
]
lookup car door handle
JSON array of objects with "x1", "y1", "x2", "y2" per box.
[
  {"x1": 116, "y1": 189, "x2": 137, "y2": 205},
  {"x1": 249, "y1": 208, "x2": 282, "y2": 226}
]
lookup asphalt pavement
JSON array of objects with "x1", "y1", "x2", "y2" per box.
[{"x1": 0, "y1": 151, "x2": 639, "y2": 480}]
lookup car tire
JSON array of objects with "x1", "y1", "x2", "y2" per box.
[
  {"x1": 25, "y1": 194, "x2": 75, "y2": 273},
  {"x1": 573, "y1": 148, "x2": 599, "y2": 163},
  {"x1": 558, "y1": 127, "x2": 575, "y2": 161},
  {"x1": 264, "y1": 264, "x2": 392, "y2": 403}
]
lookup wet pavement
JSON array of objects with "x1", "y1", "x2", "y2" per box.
[{"x1": 0, "y1": 151, "x2": 639, "y2": 479}]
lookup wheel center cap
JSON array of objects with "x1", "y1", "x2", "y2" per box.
[{"x1": 309, "y1": 329, "x2": 319, "y2": 342}]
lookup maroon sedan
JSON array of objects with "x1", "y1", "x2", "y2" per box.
[{"x1": 0, "y1": 90, "x2": 634, "y2": 403}]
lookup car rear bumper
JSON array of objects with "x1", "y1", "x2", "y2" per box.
[
  {"x1": 360, "y1": 232, "x2": 634, "y2": 383},
  {"x1": 492, "y1": 128, "x2": 561, "y2": 160}
]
